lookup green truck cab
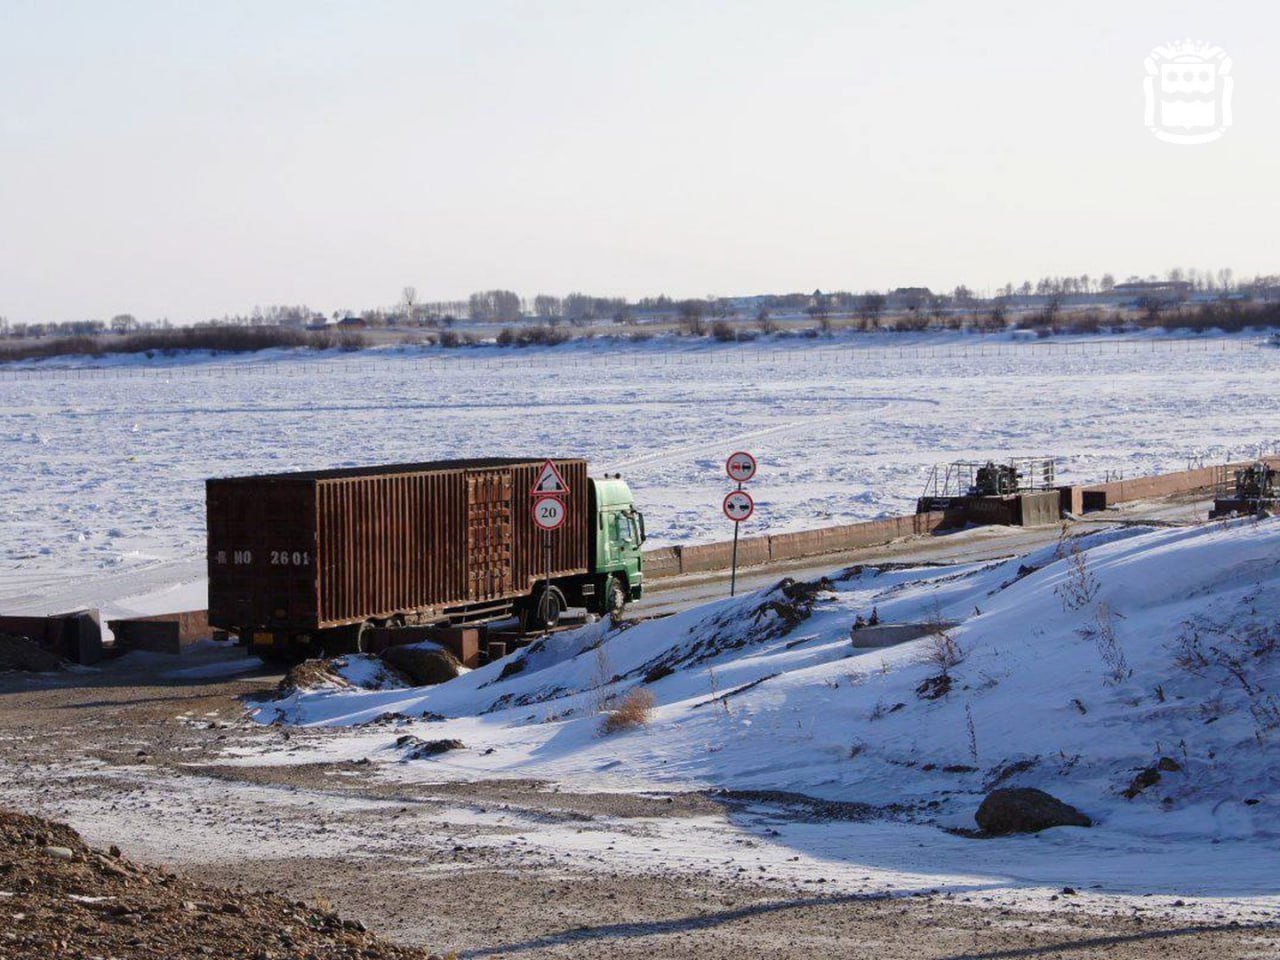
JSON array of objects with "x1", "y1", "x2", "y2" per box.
[{"x1": 586, "y1": 476, "x2": 646, "y2": 615}]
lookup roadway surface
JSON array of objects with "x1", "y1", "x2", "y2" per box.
[{"x1": 635, "y1": 494, "x2": 1212, "y2": 619}]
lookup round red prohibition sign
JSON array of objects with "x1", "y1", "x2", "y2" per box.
[
  {"x1": 532, "y1": 496, "x2": 568, "y2": 531},
  {"x1": 722, "y1": 489, "x2": 755, "y2": 523},
  {"x1": 725, "y1": 451, "x2": 757, "y2": 483}
]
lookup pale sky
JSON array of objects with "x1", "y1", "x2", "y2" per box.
[{"x1": 1, "y1": 0, "x2": 1276, "y2": 324}]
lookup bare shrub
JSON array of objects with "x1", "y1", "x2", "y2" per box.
[
  {"x1": 918, "y1": 608, "x2": 964, "y2": 676},
  {"x1": 677, "y1": 300, "x2": 705, "y2": 336},
  {"x1": 493, "y1": 325, "x2": 569, "y2": 348},
  {"x1": 711, "y1": 321, "x2": 735, "y2": 342},
  {"x1": 1055, "y1": 541, "x2": 1099, "y2": 611},
  {"x1": 1053, "y1": 523, "x2": 1072, "y2": 559},
  {"x1": 1091, "y1": 602, "x2": 1131, "y2": 684},
  {"x1": 1170, "y1": 623, "x2": 1210, "y2": 673},
  {"x1": 599, "y1": 688, "x2": 654, "y2": 735},
  {"x1": 965, "y1": 702, "x2": 979, "y2": 764},
  {"x1": 1199, "y1": 692, "x2": 1224, "y2": 722},
  {"x1": 921, "y1": 631, "x2": 965, "y2": 676},
  {"x1": 1240, "y1": 623, "x2": 1280, "y2": 659},
  {"x1": 1250, "y1": 696, "x2": 1280, "y2": 744},
  {"x1": 0, "y1": 334, "x2": 105, "y2": 361},
  {"x1": 1171, "y1": 620, "x2": 1279, "y2": 722},
  {"x1": 590, "y1": 641, "x2": 613, "y2": 715},
  {"x1": 309, "y1": 329, "x2": 367, "y2": 351},
  {"x1": 707, "y1": 664, "x2": 731, "y2": 717},
  {"x1": 896, "y1": 313, "x2": 930, "y2": 332},
  {"x1": 522, "y1": 325, "x2": 569, "y2": 346}
]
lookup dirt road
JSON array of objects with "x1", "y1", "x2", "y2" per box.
[{"x1": 0, "y1": 640, "x2": 1275, "y2": 959}]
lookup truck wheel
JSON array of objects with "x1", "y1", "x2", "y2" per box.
[
  {"x1": 604, "y1": 577, "x2": 628, "y2": 617},
  {"x1": 528, "y1": 587, "x2": 564, "y2": 631},
  {"x1": 321, "y1": 622, "x2": 371, "y2": 657}
]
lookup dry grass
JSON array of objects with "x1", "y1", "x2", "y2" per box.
[
  {"x1": 599, "y1": 688, "x2": 655, "y2": 735},
  {"x1": 0, "y1": 326, "x2": 366, "y2": 363}
]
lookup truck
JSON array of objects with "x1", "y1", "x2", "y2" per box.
[{"x1": 206, "y1": 457, "x2": 645, "y2": 662}]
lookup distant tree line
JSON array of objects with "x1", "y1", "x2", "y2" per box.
[{"x1": 6, "y1": 267, "x2": 1280, "y2": 342}]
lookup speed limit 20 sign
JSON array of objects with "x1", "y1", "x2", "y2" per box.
[
  {"x1": 726, "y1": 451, "x2": 757, "y2": 483},
  {"x1": 532, "y1": 496, "x2": 567, "y2": 531}
]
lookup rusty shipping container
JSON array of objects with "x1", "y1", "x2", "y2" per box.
[{"x1": 207, "y1": 458, "x2": 590, "y2": 638}]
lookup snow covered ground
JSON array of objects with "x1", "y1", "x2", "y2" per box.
[
  {"x1": 1, "y1": 332, "x2": 1277, "y2": 618},
  {"x1": 241, "y1": 518, "x2": 1280, "y2": 911}
]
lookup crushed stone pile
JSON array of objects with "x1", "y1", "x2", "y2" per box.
[
  {"x1": 278, "y1": 658, "x2": 342, "y2": 694},
  {"x1": 0, "y1": 810, "x2": 444, "y2": 959},
  {"x1": 0, "y1": 633, "x2": 63, "y2": 673}
]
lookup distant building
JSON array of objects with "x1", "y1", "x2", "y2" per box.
[
  {"x1": 337, "y1": 316, "x2": 367, "y2": 329},
  {"x1": 1112, "y1": 280, "x2": 1193, "y2": 299},
  {"x1": 888, "y1": 287, "x2": 933, "y2": 310}
]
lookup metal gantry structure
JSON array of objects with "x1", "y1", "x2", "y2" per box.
[{"x1": 921, "y1": 457, "x2": 1057, "y2": 500}]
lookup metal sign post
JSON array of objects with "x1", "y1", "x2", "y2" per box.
[
  {"x1": 544, "y1": 529, "x2": 552, "y2": 636},
  {"x1": 531, "y1": 459, "x2": 570, "y2": 634},
  {"x1": 723, "y1": 452, "x2": 757, "y2": 597},
  {"x1": 730, "y1": 487, "x2": 741, "y2": 596}
]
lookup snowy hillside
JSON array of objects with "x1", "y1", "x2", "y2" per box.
[{"x1": 252, "y1": 518, "x2": 1280, "y2": 864}]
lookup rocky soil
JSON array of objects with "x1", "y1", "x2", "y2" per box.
[
  {"x1": 0, "y1": 809, "x2": 442, "y2": 960},
  {"x1": 0, "y1": 646, "x2": 1275, "y2": 959}
]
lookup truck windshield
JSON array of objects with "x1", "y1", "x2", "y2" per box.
[{"x1": 615, "y1": 513, "x2": 637, "y2": 545}]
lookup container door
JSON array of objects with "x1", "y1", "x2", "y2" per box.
[{"x1": 465, "y1": 471, "x2": 513, "y2": 602}]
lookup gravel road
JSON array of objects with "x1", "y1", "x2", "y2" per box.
[{"x1": 0, "y1": 637, "x2": 1275, "y2": 959}]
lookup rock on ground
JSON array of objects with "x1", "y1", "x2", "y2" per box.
[
  {"x1": 975, "y1": 787, "x2": 1092, "y2": 835},
  {"x1": 396, "y1": 735, "x2": 465, "y2": 760},
  {"x1": 380, "y1": 645, "x2": 461, "y2": 686}
]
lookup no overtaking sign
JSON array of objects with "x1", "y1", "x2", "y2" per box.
[{"x1": 722, "y1": 489, "x2": 754, "y2": 522}]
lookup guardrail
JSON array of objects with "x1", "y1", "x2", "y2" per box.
[
  {"x1": 644, "y1": 512, "x2": 950, "y2": 579},
  {"x1": 645, "y1": 456, "x2": 1280, "y2": 580}
]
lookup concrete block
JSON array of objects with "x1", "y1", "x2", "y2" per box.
[
  {"x1": 963, "y1": 497, "x2": 1020, "y2": 525},
  {"x1": 0, "y1": 610, "x2": 102, "y2": 664},
  {"x1": 851, "y1": 620, "x2": 960, "y2": 649},
  {"x1": 430, "y1": 627, "x2": 482, "y2": 668},
  {"x1": 1082, "y1": 489, "x2": 1110, "y2": 512},
  {"x1": 108, "y1": 619, "x2": 181, "y2": 655},
  {"x1": 364, "y1": 625, "x2": 483, "y2": 667},
  {"x1": 1017, "y1": 491, "x2": 1062, "y2": 526},
  {"x1": 642, "y1": 546, "x2": 682, "y2": 580},
  {"x1": 1057, "y1": 485, "x2": 1084, "y2": 516},
  {"x1": 680, "y1": 536, "x2": 769, "y2": 574}
]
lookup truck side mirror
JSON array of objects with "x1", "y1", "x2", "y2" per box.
[{"x1": 636, "y1": 512, "x2": 646, "y2": 543}]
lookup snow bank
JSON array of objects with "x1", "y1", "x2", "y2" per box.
[{"x1": 251, "y1": 518, "x2": 1280, "y2": 853}]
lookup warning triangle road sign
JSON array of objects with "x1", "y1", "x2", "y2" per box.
[{"x1": 530, "y1": 459, "x2": 570, "y2": 498}]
